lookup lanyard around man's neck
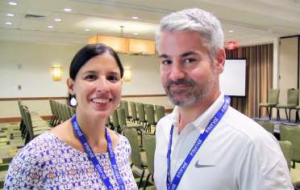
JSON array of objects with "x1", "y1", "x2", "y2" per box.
[
  {"x1": 71, "y1": 115, "x2": 125, "y2": 190},
  {"x1": 167, "y1": 96, "x2": 231, "y2": 190}
]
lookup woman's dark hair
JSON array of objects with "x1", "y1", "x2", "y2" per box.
[
  {"x1": 68, "y1": 43, "x2": 123, "y2": 106},
  {"x1": 70, "y1": 43, "x2": 123, "y2": 80}
]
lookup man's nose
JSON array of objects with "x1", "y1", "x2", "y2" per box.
[{"x1": 169, "y1": 63, "x2": 185, "y2": 81}]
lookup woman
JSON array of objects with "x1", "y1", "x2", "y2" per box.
[{"x1": 5, "y1": 44, "x2": 138, "y2": 189}]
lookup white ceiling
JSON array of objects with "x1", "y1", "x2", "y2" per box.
[{"x1": 1, "y1": 0, "x2": 300, "y2": 46}]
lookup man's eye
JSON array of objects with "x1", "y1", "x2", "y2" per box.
[
  {"x1": 183, "y1": 58, "x2": 196, "y2": 64},
  {"x1": 161, "y1": 60, "x2": 172, "y2": 65},
  {"x1": 107, "y1": 75, "x2": 120, "y2": 82},
  {"x1": 84, "y1": 75, "x2": 96, "y2": 80}
]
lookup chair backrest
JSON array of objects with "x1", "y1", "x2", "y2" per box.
[
  {"x1": 49, "y1": 99, "x2": 55, "y2": 116},
  {"x1": 269, "y1": 89, "x2": 280, "y2": 104},
  {"x1": 123, "y1": 128, "x2": 143, "y2": 168},
  {"x1": 279, "y1": 140, "x2": 293, "y2": 170},
  {"x1": 280, "y1": 124, "x2": 300, "y2": 162},
  {"x1": 23, "y1": 107, "x2": 34, "y2": 140},
  {"x1": 287, "y1": 88, "x2": 298, "y2": 105},
  {"x1": 146, "y1": 105, "x2": 155, "y2": 125},
  {"x1": 137, "y1": 103, "x2": 146, "y2": 122},
  {"x1": 156, "y1": 106, "x2": 166, "y2": 122},
  {"x1": 111, "y1": 110, "x2": 119, "y2": 129},
  {"x1": 122, "y1": 101, "x2": 130, "y2": 118},
  {"x1": 130, "y1": 102, "x2": 138, "y2": 121},
  {"x1": 143, "y1": 134, "x2": 156, "y2": 176},
  {"x1": 117, "y1": 108, "x2": 127, "y2": 130},
  {"x1": 255, "y1": 120, "x2": 274, "y2": 134}
]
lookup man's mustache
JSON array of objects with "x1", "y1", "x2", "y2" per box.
[{"x1": 166, "y1": 79, "x2": 195, "y2": 88}]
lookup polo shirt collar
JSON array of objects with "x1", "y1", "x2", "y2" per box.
[{"x1": 169, "y1": 93, "x2": 225, "y2": 132}]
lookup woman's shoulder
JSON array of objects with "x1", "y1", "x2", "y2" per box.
[{"x1": 13, "y1": 132, "x2": 60, "y2": 160}]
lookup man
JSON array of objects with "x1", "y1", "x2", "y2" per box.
[{"x1": 154, "y1": 8, "x2": 293, "y2": 190}]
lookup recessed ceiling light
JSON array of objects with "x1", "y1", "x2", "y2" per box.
[
  {"x1": 54, "y1": 18, "x2": 62, "y2": 22},
  {"x1": 229, "y1": 30, "x2": 234, "y2": 33},
  {"x1": 8, "y1": 2, "x2": 17, "y2": 6},
  {"x1": 133, "y1": 32, "x2": 139, "y2": 35},
  {"x1": 6, "y1": 13, "x2": 15, "y2": 17},
  {"x1": 84, "y1": 29, "x2": 90, "y2": 32},
  {"x1": 47, "y1": 25, "x2": 54, "y2": 29},
  {"x1": 5, "y1": 22, "x2": 13, "y2": 25},
  {"x1": 132, "y1": 16, "x2": 139, "y2": 20},
  {"x1": 64, "y1": 8, "x2": 72, "y2": 12}
]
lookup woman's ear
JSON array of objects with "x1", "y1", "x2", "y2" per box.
[{"x1": 67, "y1": 78, "x2": 75, "y2": 95}]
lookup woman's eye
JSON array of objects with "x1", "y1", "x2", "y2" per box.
[
  {"x1": 107, "y1": 75, "x2": 120, "y2": 82},
  {"x1": 84, "y1": 75, "x2": 96, "y2": 80}
]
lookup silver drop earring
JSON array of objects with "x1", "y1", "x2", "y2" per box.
[{"x1": 70, "y1": 97, "x2": 77, "y2": 106}]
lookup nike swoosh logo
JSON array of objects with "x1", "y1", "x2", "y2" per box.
[{"x1": 195, "y1": 161, "x2": 215, "y2": 168}]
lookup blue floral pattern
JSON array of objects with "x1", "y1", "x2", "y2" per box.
[{"x1": 4, "y1": 131, "x2": 138, "y2": 190}]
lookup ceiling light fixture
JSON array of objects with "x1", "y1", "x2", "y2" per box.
[
  {"x1": 64, "y1": 8, "x2": 72, "y2": 12},
  {"x1": 54, "y1": 18, "x2": 62, "y2": 22},
  {"x1": 5, "y1": 22, "x2": 13, "y2": 25},
  {"x1": 8, "y1": 2, "x2": 17, "y2": 6},
  {"x1": 87, "y1": 26, "x2": 155, "y2": 55},
  {"x1": 133, "y1": 32, "x2": 138, "y2": 36},
  {"x1": 229, "y1": 30, "x2": 234, "y2": 33},
  {"x1": 6, "y1": 13, "x2": 15, "y2": 17},
  {"x1": 84, "y1": 29, "x2": 90, "y2": 32},
  {"x1": 47, "y1": 25, "x2": 54, "y2": 29},
  {"x1": 132, "y1": 16, "x2": 139, "y2": 20}
]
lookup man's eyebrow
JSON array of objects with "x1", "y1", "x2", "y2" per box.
[
  {"x1": 159, "y1": 54, "x2": 169, "y2": 59},
  {"x1": 181, "y1": 51, "x2": 198, "y2": 58}
]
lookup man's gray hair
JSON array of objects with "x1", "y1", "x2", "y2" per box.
[{"x1": 155, "y1": 8, "x2": 224, "y2": 59}]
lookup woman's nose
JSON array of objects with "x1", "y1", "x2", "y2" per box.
[{"x1": 96, "y1": 77, "x2": 109, "y2": 93}]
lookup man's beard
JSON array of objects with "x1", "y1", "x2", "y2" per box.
[{"x1": 164, "y1": 73, "x2": 216, "y2": 107}]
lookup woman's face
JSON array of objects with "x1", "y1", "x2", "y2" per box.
[{"x1": 68, "y1": 52, "x2": 122, "y2": 118}]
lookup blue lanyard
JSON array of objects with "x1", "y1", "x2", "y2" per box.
[
  {"x1": 167, "y1": 96, "x2": 231, "y2": 190},
  {"x1": 71, "y1": 115, "x2": 125, "y2": 190}
]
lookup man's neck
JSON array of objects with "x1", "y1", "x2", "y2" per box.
[{"x1": 177, "y1": 92, "x2": 221, "y2": 133}]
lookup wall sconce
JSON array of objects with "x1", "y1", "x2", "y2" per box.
[
  {"x1": 52, "y1": 65, "x2": 63, "y2": 81},
  {"x1": 123, "y1": 67, "x2": 132, "y2": 82}
]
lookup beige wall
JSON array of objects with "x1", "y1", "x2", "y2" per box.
[
  {"x1": 278, "y1": 37, "x2": 298, "y2": 120},
  {"x1": 0, "y1": 40, "x2": 168, "y2": 119}
]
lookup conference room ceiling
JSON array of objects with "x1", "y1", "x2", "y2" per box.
[{"x1": 0, "y1": 0, "x2": 300, "y2": 46}]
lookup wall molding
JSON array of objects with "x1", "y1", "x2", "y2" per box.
[
  {"x1": 0, "y1": 94, "x2": 167, "y2": 101},
  {"x1": 0, "y1": 116, "x2": 52, "y2": 123}
]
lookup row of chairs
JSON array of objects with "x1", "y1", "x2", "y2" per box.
[
  {"x1": 18, "y1": 101, "x2": 51, "y2": 144},
  {"x1": 123, "y1": 128, "x2": 155, "y2": 189},
  {"x1": 259, "y1": 88, "x2": 300, "y2": 122},
  {"x1": 255, "y1": 120, "x2": 300, "y2": 187},
  {"x1": 49, "y1": 99, "x2": 75, "y2": 126},
  {"x1": 113, "y1": 101, "x2": 166, "y2": 134}
]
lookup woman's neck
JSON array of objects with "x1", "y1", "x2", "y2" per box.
[{"x1": 75, "y1": 111, "x2": 107, "y2": 148}]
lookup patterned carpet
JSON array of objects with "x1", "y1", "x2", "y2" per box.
[{"x1": 0, "y1": 122, "x2": 25, "y2": 190}]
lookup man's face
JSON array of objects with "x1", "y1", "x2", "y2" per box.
[{"x1": 158, "y1": 30, "x2": 224, "y2": 108}]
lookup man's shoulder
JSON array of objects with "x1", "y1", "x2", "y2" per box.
[{"x1": 222, "y1": 107, "x2": 275, "y2": 142}]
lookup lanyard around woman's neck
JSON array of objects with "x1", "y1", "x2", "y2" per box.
[
  {"x1": 167, "y1": 96, "x2": 231, "y2": 190},
  {"x1": 71, "y1": 115, "x2": 125, "y2": 190}
]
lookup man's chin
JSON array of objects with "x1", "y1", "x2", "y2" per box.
[{"x1": 168, "y1": 96, "x2": 195, "y2": 107}]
